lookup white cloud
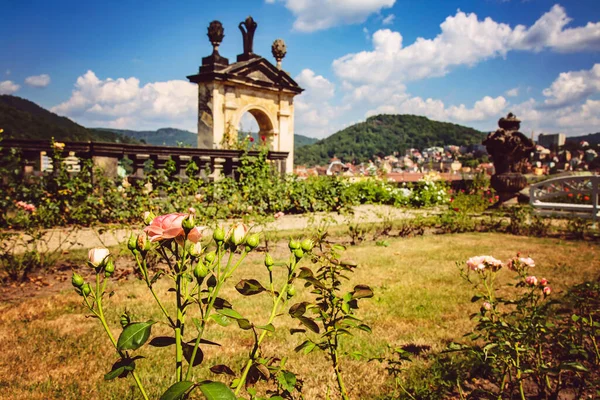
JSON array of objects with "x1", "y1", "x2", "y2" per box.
[
  {"x1": 276, "y1": 0, "x2": 395, "y2": 32},
  {"x1": 333, "y1": 5, "x2": 600, "y2": 85},
  {"x1": 51, "y1": 70, "x2": 197, "y2": 131},
  {"x1": 542, "y1": 63, "x2": 600, "y2": 107},
  {"x1": 366, "y1": 94, "x2": 508, "y2": 123},
  {"x1": 382, "y1": 14, "x2": 395, "y2": 25},
  {"x1": 294, "y1": 69, "x2": 347, "y2": 138},
  {"x1": 505, "y1": 87, "x2": 519, "y2": 97},
  {"x1": 0, "y1": 80, "x2": 20, "y2": 94},
  {"x1": 25, "y1": 74, "x2": 51, "y2": 88},
  {"x1": 295, "y1": 69, "x2": 335, "y2": 100}
]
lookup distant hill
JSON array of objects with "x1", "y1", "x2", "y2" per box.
[
  {"x1": 0, "y1": 95, "x2": 138, "y2": 143},
  {"x1": 295, "y1": 114, "x2": 486, "y2": 166},
  {"x1": 94, "y1": 127, "x2": 197, "y2": 147},
  {"x1": 98, "y1": 128, "x2": 320, "y2": 150},
  {"x1": 295, "y1": 134, "x2": 318, "y2": 149},
  {"x1": 565, "y1": 132, "x2": 600, "y2": 145}
]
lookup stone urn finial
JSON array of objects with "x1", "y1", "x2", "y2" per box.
[
  {"x1": 207, "y1": 20, "x2": 225, "y2": 55},
  {"x1": 271, "y1": 39, "x2": 287, "y2": 69},
  {"x1": 239, "y1": 16, "x2": 258, "y2": 55}
]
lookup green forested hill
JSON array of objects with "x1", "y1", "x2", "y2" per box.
[
  {"x1": 294, "y1": 114, "x2": 486, "y2": 165},
  {"x1": 94, "y1": 127, "x2": 197, "y2": 147},
  {"x1": 0, "y1": 95, "x2": 138, "y2": 143}
]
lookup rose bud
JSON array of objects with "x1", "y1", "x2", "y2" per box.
[
  {"x1": 127, "y1": 234, "x2": 137, "y2": 251},
  {"x1": 525, "y1": 276, "x2": 538, "y2": 286},
  {"x1": 82, "y1": 283, "x2": 92, "y2": 297},
  {"x1": 213, "y1": 227, "x2": 226, "y2": 244},
  {"x1": 188, "y1": 207, "x2": 196, "y2": 215},
  {"x1": 189, "y1": 242, "x2": 203, "y2": 257},
  {"x1": 205, "y1": 251, "x2": 216, "y2": 264},
  {"x1": 120, "y1": 313, "x2": 130, "y2": 328},
  {"x1": 182, "y1": 215, "x2": 195, "y2": 233},
  {"x1": 288, "y1": 239, "x2": 301, "y2": 251},
  {"x1": 228, "y1": 223, "x2": 248, "y2": 246},
  {"x1": 482, "y1": 301, "x2": 492, "y2": 311},
  {"x1": 287, "y1": 285, "x2": 296, "y2": 298},
  {"x1": 88, "y1": 248, "x2": 110, "y2": 269},
  {"x1": 104, "y1": 260, "x2": 115, "y2": 277},
  {"x1": 193, "y1": 261, "x2": 209, "y2": 281},
  {"x1": 143, "y1": 211, "x2": 156, "y2": 225},
  {"x1": 71, "y1": 272, "x2": 84, "y2": 288},
  {"x1": 264, "y1": 253, "x2": 274, "y2": 271},
  {"x1": 293, "y1": 248, "x2": 304, "y2": 259},
  {"x1": 540, "y1": 278, "x2": 548, "y2": 286},
  {"x1": 543, "y1": 286, "x2": 552, "y2": 296},
  {"x1": 301, "y1": 239, "x2": 314, "y2": 252},
  {"x1": 245, "y1": 233, "x2": 260, "y2": 251},
  {"x1": 136, "y1": 233, "x2": 151, "y2": 252}
]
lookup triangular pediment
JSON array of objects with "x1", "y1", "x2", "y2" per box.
[{"x1": 223, "y1": 57, "x2": 303, "y2": 93}]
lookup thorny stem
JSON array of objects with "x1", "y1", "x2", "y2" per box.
[
  {"x1": 135, "y1": 253, "x2": 174, "y2": 327},
  {"x1": 184, "y1": 246, "x2": 248, "y2": 381},
  {"x1": 92, "y1": 273, "x2": 149, "y2": 400},
  {"x1": 235, "y1": 256, "x2": 295, "y2": 395}
]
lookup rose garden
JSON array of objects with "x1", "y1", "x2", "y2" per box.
[
  {"x1": 0, "y1": 133, "x2": 599, "y2": 400},
  {"x1": 1, "y1": 14, "x2": 600, "y2": 400}
]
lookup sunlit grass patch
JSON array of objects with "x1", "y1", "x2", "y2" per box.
[{"x1": 0, "y1": 233, "x2": 597, "y2": 399}]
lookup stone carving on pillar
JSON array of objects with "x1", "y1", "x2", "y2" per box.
[
  {"x1": 208, "y1": 20, "x2": 224, "y2": 54},
  {"x1": 483, "y1": 113, "x2": 535, "y2": 206},
  {"x1": 271, "y1": 39, "x2": 287, "y2": 69},
  {"x1": 200, "y1": 20, "x2": 228, "y2": 72},
  {"x1": 237, "y1": 16, "x2": 258, "y2": 61}
]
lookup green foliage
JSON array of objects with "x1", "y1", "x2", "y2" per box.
[
  {"x1": 295, "y1": 114, "x2": 485, "y2": 166},
  {"x1": 452, "y1": 255, "x2": 600, "y2": 399},
  {"x1": 291, "y1": 239, "x2": 373, "y2": 399}
]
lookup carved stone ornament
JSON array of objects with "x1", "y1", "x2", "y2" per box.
[
  {"x1": 271, "y1": 39, "x2": 287, "y2": 60},
  {"x1": 207, "y1": 20, "x2": 225, "y2": 53},
  {"x1": 239, "y1": 16, "x2": 258, "y2": 55},
  {"x1": 483, "y1": 112, "x2": 535, "y2": 206},
  {"x1": 271, "y1": 38, "x2": 287, "y2": 68}
]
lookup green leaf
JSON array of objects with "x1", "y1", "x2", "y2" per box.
[
  {"x1": 298, "y1": 316, "x2": 320, "y2": 333},
  {"x1": 235, "y1": 279, "x2": 266, "y2": 296},
  {"x1": 297, "y1": 267, "x2": 314, "y2": 279},
  {"x1": 256, "y1": 323, "x2": 275, "y2": 332},
  {"x1": 159, "y1": 381, "x2": 195, "y2": 400},
  {"x1": 356, "y1": 324, "x2": 372, "y2": 334},
  {"x1": 117, "y1": 320, "x2": 156, "y2": 351},
  {"x1": 277, "y1": 371, "x2": 297, "y2": 392},
  {"x1": 182, "y1": 343, "x2": 204, "y2": 367},
  {"x1": 198, "y1": 381, "x2": 237, "y2": 400},
  {"x1": 104, "y1": 358, "x2": 136, "y2": 380},
  {"x1": 289, "y1": 302, "x2": 309, "y2": 318},
  {"x1": 237, "y1": 318, "x2": 253, "y2": 330},
  {"x1": 216, "y1": 308, "x2": 244, "y2": 320},
  {"x1": 149, "y1": 336, "x2": 176, "y2": 347},
  {"x1": 209, "y1": 313, "x2": 231, "y2": 327},
  {"x1": 210, "y1": 364, "x2": 236, "y2": 376},
  {"x1": 352, "y1": 284, "x2": 374, "y2": 299}
]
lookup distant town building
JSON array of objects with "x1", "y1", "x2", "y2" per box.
[{"x1": 537, "y1": 133, "x2": 566, "y2": 149}]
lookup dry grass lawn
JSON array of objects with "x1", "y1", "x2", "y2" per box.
[{"x1": 0, "y1": 232, "x2": 598, "y2": 399}]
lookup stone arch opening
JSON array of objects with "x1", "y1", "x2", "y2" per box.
[{"x1": 235, "y1": 106, "x2": 276, "y2": 149}]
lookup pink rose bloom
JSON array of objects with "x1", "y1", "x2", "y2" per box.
[
  {"x1": 543, "y1": 286, "x2": 552, "y2": 295},
  {"x1": 274, "y1": 211, "x2": 285, "y2": 219},
  {"x1": 466, "y1": 256, "x2": 502, "y2": 272},
  {"x1": 540, "y1": 278, "x2": 548, "y2": 286},
  {"x1": 482, "y1": 301, "x2": 492, "y2": 311},
  {"x1": 525, "y1": 276, "x2": 538, "y2": 286},
  {"x1": 144, "y1": 213, "x2": 203, "y2": 244},
  {"x1": 519, "y1": 257, "x2": 535, "y2": 268}
]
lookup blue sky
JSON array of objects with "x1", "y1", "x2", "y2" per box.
[{"x1": 1, "y1": 0, "x2": 599, "y2": 138}]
